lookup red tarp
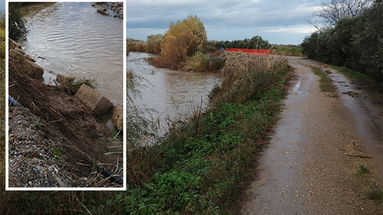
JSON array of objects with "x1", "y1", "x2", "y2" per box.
[{"x1": 225, "y1": 48, "x2": 270, "y2": 55}]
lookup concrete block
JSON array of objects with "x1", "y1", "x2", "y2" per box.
[{"x1": 75, "y1": 84, "x2": 113, "y2": 115}]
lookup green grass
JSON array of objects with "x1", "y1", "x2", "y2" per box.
[
  {"x1": 367, "y1": 189, "x2": 383, "y2": 201},
  {"x1": 356, "y1": 165, "x2": 369, "y2": 175},
  {"x1": 61, "y1": 78, "x2": 95, "y2": 94},
  {"x1": 271, "y1": 45, "x2": 303, "y2": 56},
  {"x1": 331, "y1": 65, "x2": 374, "y2": 86},
  {"x1": 33, "y1": 121, "x2": 45, "y2": 130},
  {"x1": 311, "y1": 66, "x2": 337, "y2": 94}
]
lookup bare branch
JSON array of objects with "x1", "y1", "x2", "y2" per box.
[{"x1": 310, "y1": 0, "x2": 373, "y2": 30}]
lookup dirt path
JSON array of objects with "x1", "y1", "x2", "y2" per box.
[{"x1": 241, "y1": 57, "x2": 383, "y2": 214}]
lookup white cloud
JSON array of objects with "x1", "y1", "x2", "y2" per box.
[
  {"x1": 127, "y1": 0, "x2": 323, "y2": 44},
  {"x1": 263, "y1": 25, "x2": 316, "y2": 34}
]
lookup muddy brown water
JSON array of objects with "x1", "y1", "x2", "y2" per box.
[
  {"x1": 21, "y1": 2, "x2": 123, "y2": 105},
  {"x1": 127, "y1": 52, "x2": 220, "y2": 136}
]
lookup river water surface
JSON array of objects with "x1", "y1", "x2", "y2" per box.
[
  {"x1": 21, "y1": 2, "x2": 123, "y2": 105},
  {"x1": 128, "y1": 52, "x2": 220, "y2": 134}
]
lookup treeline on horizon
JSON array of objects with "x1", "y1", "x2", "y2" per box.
[
  {"x1": 207, "y1": 36, "x2": 271, "y2": 49},
  {"x1": 301, "y1": 0, "x2": 383, "y2": 82}
]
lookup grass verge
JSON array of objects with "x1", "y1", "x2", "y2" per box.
[{"x1": 311, "y1": 66, "x2": 337, "y2": 95}]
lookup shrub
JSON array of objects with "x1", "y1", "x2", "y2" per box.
[
  {"x1": 127, "y1": 39, "x2": 146, "y2": 52},
  {"x1": 302, "y1": 1, "x2": 383, "y2": 82},
  {"x1": 9, "y1": 3, "x2": 27, "y2": 41},
  {"x1": 208, "y1": 36, "x2": 271, "y2": 49},
  {"x1": 161, "y1": 15, "x2": 207, "y2": 66},
  {"x1": 145, "y1": 34, "x2": 163, "y2": 54},
  {"x1": 184, "y1": 53, "x2": 225, "y2": 72}
]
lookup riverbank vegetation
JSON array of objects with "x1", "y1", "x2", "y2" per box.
[
  {"x1": 302, "y1": 0, "x2": 383, "y2": 83},
  {"x1": 124, "y1": 53, "x2": 292, "y2": 214},
  {"x1": 208, "y1": 36, "x2": 271, "y2": 50},
  {"x1": 128, "y1": 16, "x2": 225, "y2": 73},
  {"x1": 9, "y1": 2, "x2": 27, "y2": 40}
]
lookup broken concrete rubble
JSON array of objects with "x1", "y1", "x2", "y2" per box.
[{"x1": 75, "y1": 84, "x2": 113, "y2": 115}]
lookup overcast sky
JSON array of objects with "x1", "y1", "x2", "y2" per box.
[{"x1": 127, "y1": 0, "x2": 324, "y2": 45}]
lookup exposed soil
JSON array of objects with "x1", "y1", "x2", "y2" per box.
[
  {"x1": 241, "y1": 57, "x2": 383, "y2": 214},
  {"x1": 8, "y1": 42, "x2": 123, "y2": 187}
]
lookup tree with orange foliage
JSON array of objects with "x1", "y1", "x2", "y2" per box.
[{"x1": 161, "y1": 16, "x2": 207, "y2": 66}]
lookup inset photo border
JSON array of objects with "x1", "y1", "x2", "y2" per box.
[{"x1": 5, "y1": 0, "x2": 126, "y2": 191}]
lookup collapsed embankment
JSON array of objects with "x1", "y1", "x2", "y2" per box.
[{"x1": 8, "y1": 39, "x2": 123, "y2": 187}]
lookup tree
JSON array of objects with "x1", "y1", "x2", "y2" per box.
[
  {"x1": 302, "y1": 0, "x2": 383, "y2": 82},
  {"x1": 161, "y1": 16, "x2": 207, "y2": 65},
  {"x1": 145, "y1": 34, "x2": 163, "y2": 54},
  {"x1": 310, "y1": 0, "x2": 373, "y2": 29}
]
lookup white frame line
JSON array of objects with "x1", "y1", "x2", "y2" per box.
[{"x1": 5, "y1": 0, "x2": 127, "y2": 191}]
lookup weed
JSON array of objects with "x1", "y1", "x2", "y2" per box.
[
  {"x1": 33, "y1": 121, "x2": 44, "y2": 130},
  {"x1": 367, "y1": 189, "x2": 383, "y2": 201},
  {"x1": 52, "y1": 147, "x2": 62, "y2": 159},
  {"x1": 356, "y1": 165, "x2": 369, "y2": 175},
  {"x1": 62, "y1": 78, "x2": 95, "y2": 94},
  {"x1": 184, "y1": 53, "x2": 225, "y2": 72},
  {"x1": 311, "y1": 66, "x2": 337, "y2": 94}
]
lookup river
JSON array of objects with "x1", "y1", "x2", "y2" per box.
[
  {"x1": 21, "y1": 2, "x2": 123, "y2": 105},
  {"x1": 128, "y1": 52, "x2": 220, "y2": 135}
]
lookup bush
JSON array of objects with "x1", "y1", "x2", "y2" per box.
[
  {"x1": 302, "y1": 1, "x2": 383, "y2": 82},
  {"x1": 208, "y1": 36, "x2": 271, "y2": 49},
  {"x1": 161, "y1": 15, "x2": 207, "y2": 66},
  {"x1": 145, "y1": 34, "x2": 163, "y2": 54},
  {"x1": 9, "y1": 3, "x2": 27, "y2": 41},
  {"x1": 184, "y1": 53, "x2": 225, "y2": 72},
  {"x1": 127, "y1": 39, "x2": 146, "y2": 52}
]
